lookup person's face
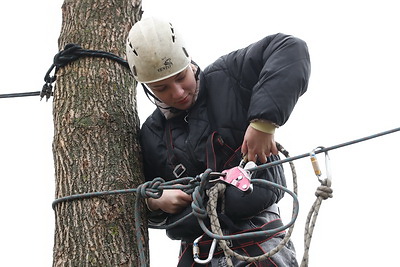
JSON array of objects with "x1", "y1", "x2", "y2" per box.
[{"x1": 147, "y1": 66, "x2": 197, "y2": 110}]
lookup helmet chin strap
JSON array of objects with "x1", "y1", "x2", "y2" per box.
[
  {"x1": 141, "y1": 83, "x2": 181, "y2": 114},
  {"x1": 141, "y1": 83, "x2": 160, "y2": 103}
]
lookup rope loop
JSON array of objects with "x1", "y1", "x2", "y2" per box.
[{"x1": 191, "y1": 170, "x2": 213, "y2": 220}]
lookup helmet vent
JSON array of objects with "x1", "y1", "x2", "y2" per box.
[
  {"x1": 182, "y1": 47, "x2": 189, "y2": 57},
  {"x1": 169, "y1": 24, "x2": 176, "y2": 43},
  {"x1": 132, "y1": 65, "x2": 137, "y2": 76},
  {"x1": 128, "y1": 41, "x2": 138, "y2": 56}
]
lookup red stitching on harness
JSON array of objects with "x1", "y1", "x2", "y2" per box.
[
  {"x1": 190, "y1": 230, "x2": 284, "y2": 258},
  {"x1": 178, "y1": 244, "x2": 190, "y2": 262},
  {"x1": 233, "y1": 218, "x2": 283, "y2": 235},
  {"x1": 206, "y1": 131, "x2": 218, "y2": 170},
  {"x1": 241, "y1": 244, "x2": 278, "y2": 267},
  {"x1": 165, "y1": 123, "x2": 176, "y2": 167},
  {"x1": 255, "y1": 242, "x2": 279, "y2": 267},
  {"x1": 223, "y1": 146, "x2": 241, "y2": 169}
]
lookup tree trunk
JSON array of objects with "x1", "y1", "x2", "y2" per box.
[{"x1": 52, "y1": 0, "x2": 146, "y2": 266}]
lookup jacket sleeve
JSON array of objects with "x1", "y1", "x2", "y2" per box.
[
  {"x1": 140, "y1": 110, "x2": 169, "y2": 182},
  {"x1": 140, "y1": 110, "x2": 170, "y2": 227},
  {"x1": 224, "y1": 33, "x2": 311, "y2": 126}
]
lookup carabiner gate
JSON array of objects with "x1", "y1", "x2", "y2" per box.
[
  {"x1": 193, "y1": 236, "x2": 217, "y2": 264},
  {"x1": 309, "y1": 146, "x2": 332, "y2": 185}
]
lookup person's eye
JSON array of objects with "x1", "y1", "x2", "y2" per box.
[
  {"x1": 152, "y1": 86, "x2": 166, "y2": 92},
  {"x1": 177, "y1": 74, "x2": 186, "y2": 81}
]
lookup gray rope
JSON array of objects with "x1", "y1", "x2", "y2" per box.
[
  {"x1": 300, "y1": 178, "x2": 333, "y2": 267},
  {"x1": 206, "y1": 183, "x2": 234, "y2": 266}
]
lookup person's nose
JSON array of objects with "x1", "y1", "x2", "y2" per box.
[{"x1": 170, "y1": 83, "x2": 185, "y2": 99}]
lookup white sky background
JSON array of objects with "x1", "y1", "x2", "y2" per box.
[{"x1": 0, "y1": 0, "x2": 399, "y2": 266}]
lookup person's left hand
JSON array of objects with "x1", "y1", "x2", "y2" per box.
[{"x1": 241, "y1": 125, "x2": 278, "y2": 163}]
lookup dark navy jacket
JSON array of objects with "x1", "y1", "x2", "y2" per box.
[{"x1": 140, "y1": 33, "x2": 311, "y2": 241}]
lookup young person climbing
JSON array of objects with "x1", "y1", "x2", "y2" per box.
[{"x1": 126, "y1": 17, "x2": 311, "y2": 266}]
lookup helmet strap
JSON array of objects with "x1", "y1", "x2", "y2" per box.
[
  {"x1": 141, "y1": 83, "x2": 181, "y2": 114},
  {"x1": 191, "y1": 60, "x2": 201, "y2": 80},
  {"x1": 141, "y1": 83, "x2": 160, "y2": 103}
]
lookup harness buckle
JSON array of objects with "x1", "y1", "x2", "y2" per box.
[{"x1": 173, "y1": 163, "x2": 186, "y2": 178}]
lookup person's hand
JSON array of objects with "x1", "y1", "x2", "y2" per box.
[
  {"x1": 241, "y1": 125, "x2": 278, "y2": 163},
  {"x1": 147, "y1": 188, "x2": 192, "y2": 214}
]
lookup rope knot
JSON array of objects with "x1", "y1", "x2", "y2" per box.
[
  {"x1": 136, "y1": 177, "x2": 165, "y2": 199},
  {"x1": 53, "y1": 44, "x2": 82, "y2": 68},
  {"x1": 315, "y1": 180, "x2": 333, "y2": 200}
]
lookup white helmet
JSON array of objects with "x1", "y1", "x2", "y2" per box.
[{"x1": 126, "y1": 17, "x2": 191, "y2": 83}]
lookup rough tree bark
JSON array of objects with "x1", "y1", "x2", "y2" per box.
[{"x1": 52, "y1": 0, "x2": 146, "y2": 266}]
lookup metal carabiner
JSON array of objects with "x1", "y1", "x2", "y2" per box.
[
  {"x1": 193, "y1": 236, "x2": 218, "y2": 264},
  {"x1": 309, "y1": 146, "x2": 332, "y2": 185}
]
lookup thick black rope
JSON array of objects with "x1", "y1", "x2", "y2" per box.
[
  {"x1": 44, "y1": 43, "x2": 129, "y2": 84},
  {"x1": 0, "y1": 44, "x2": 130, "y2": 101},
  {"x1": 42, "y1": 43, "x2": 130, "y2": 101}
]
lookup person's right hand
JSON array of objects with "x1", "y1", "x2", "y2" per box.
[{"x1": 147, "y1": 188, "x2": 192, "y2": 214}]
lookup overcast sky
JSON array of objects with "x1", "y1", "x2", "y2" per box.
[{"x1": 1, "y1": 0, "x2": 399, "y2": 266}]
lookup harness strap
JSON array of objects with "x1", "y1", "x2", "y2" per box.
[
  {"x1": 165, "y1": 125, "x2": 237, "y2": 178},
  {"x1": 164, "y1": 121, "x2": 181, "y2": 177},
  {"x1": 164, "y1": 119, "x2": 204, "y2": 178},
  {"x1": 206, "y1": 131, "x2": 243, "y2": 173}
]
